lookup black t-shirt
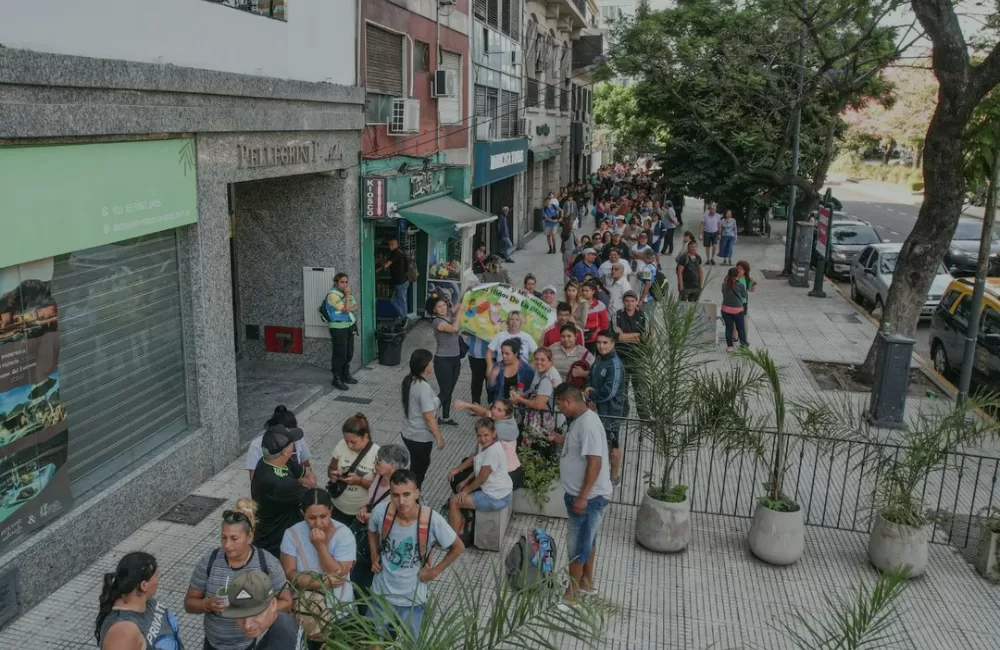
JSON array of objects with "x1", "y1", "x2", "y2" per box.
[
  {"x1": 250, "y1": 458, "x2": 309, "y2": 556},
  {"x1": 676, "y1": 253, "x2": 703, "y2": 288},
  {"x1": 601, "y1": 241, "x2": 631, "y2": 263},
  {"x1": 252, "y1": 612, "x2": 305, "y2": 650},
  {"x1": 615, "y1": 309, "x2": 648, "y2": 361},
  {"x1": 388, "y1": 248, "x2": 409, "y2": 285}
]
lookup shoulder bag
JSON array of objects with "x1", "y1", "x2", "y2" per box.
[{"x1": 327, "y1": 440, "x2": 374, "y2": 499}]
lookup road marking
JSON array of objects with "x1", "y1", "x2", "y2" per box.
[
  {"x1": 874, "y1": 224, "x2": 886, "y2": 229},
  {"x1": 890, "y1": 230, "x2": 900, "y2": 236}
]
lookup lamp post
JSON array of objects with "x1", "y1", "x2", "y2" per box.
[
  {"x1": 957, "y1": 146, "x2": 1000, "y2": 407},
  {"x1": 783, "y1": 0, "x2": 807, "y2": 274}
]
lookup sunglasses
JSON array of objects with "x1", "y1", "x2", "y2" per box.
[{"x1": 222, "y1": 510, "x2": 253, "y2": 531}]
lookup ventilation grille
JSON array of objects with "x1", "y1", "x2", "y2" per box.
[{"x1": 304, "y1": 267, "x2": 336, "y2": 339}]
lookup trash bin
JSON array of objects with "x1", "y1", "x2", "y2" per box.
[
  {"x1": 773, "y1": 202, "x2": 788, "y2": 219},
  {"x1": 376, "y1": 320, "x2": 407, "y2": 366}
]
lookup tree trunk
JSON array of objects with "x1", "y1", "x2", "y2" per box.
[
  {"x1": 857, "y1": 86, "x2": 974, "y2": 378},
  {"x1": 882, "y1": 138, "x2": 896, "y2": 165}
]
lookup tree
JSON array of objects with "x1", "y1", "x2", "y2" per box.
[
  {"x1": 858, "y1": 0, "x2": 1000, "y2": 378},
  {"x1": 604, "y1": 0, "x2": 914, "y2": 219},
  {"x1": 592, "y1": 83, "x2": 667, "y2": 158}
]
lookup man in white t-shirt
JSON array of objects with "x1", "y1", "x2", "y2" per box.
[
  {"x1": 699, "y1": 202, "x2": 722, "y2": 265},
  {"x1": 485, "y1": 311, "x2": 537, "y2": 380},
  {"x1": 549, "y1": 383, "x2": 612, "y2": 607},
  {"x1": 606, "y1": 262, "x2": 632, "y2": 313},
  {"x1": 598, "y1": 248, "x2": 630, "y2": 286}
]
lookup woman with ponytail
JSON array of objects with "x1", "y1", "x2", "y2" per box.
[
  {"x1": 326, "y1": 413, "x2": 379, "y2": 525},
  {"x1": 96, "y1": 552, "x2": 183, "y2": 649},
  {"x1": 246, "y1": 405, "x2": 313, "y2": 482},
  {"x1": 400, "y1": 348, "x2": 445, "y2": 486}
]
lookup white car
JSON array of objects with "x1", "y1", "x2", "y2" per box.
[{"x1": 849, "y1": 243, "x2": 952, "y2": 318}]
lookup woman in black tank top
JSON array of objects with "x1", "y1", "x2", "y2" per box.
[{"x1": 96, "y1": 552, "x2": 183, "y2": 650}]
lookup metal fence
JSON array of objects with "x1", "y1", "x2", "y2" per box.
[{"x1": 530, "y1": 411, "x2": 1000, "y2": 549}]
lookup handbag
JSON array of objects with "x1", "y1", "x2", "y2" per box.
[
  {"x1": 287, "y1": 524, "x2": 347, "y2": 641},
  {"x1": 458, "y1": 336, "x2": 469, "y2": 359},
  {"x1": 349, "y1": 483, "x2": 391, "y2": 588},
  {"x1": 327, "y1": 440, "x2": 374, "y2": 499}
]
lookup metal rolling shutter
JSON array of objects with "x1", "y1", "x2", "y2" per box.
[
  {"x1": 366, "y1": 25, "x2": 404, "y2": 95},
  {"x1": 487, "y1": 0, "x2": 499, "y2": 28},
  {"x1": 52, "y1": 231, "x2": 189, "y2": 496},
  {"x1": 439, "y1": 51, "x2": 462, "y2": 125}
]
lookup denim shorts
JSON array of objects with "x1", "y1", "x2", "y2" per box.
[
  {"x1": 472, "y1": 490, "x2": 512, "y2": 511},
  {"x1": 563, "y1": 493, "x2": 609, "y2": 565}
]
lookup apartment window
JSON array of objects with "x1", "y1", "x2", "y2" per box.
[
  {"x1": 487, "y1": 0, "x2": 521, "y2": 40},
  {"x1": 414, "y1": 41, "x2": 429, "y2": 73},
  {"x1": 205, "y1": 0, "x2": 287, "y2": 21},
  {"x1": 501, "y1": 90, "x2": 518, "y2": 138},
  {"x1": 560, "y1": 82, "x2": 569, "y2": 113},
  {"x1": 545, "y1": 83, "x2": 555, "y2": 110},
  {"x1": 487, "y1": 0, "x2": 499, "y2": 27},
  {"x1": 366, "y1": 24, "x2": 404, "y2": 124},
  {"x1": 474, "y1": 0, "x2": 487, "y2": 20},
  {"x1": 439, "y1": 51, "x2": 463, "y2": 125},
  {"x1": 526, "y1": 79, "x2": 539, "y2": 108}
]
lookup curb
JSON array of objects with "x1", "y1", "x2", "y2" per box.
[{"x1": 824, "y1": 279, "x2": 958, "y2": 400}]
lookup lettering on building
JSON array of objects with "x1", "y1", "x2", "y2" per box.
[
  {"x1": 489, "y1": 150, "x2": 525, "y2": 171},
  {"x1": 237, "y1": 141, "x2": 344, "y2": 169},
  {"x1": 410, "y1": 171, "x2": 445, "y2": 199}
]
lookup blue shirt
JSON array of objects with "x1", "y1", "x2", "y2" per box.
[
  {"x1": 573, "y1": 260, "x2": 600, "y2": 283},
  {"x1": 498, "y1": 213, "x2": 510, "y2": 238},
  {"x1": 543, "y1": 205, "x2": 560, "y2": 227},
  {"x1": 464, "y1": 335, "x2": 490, "y2": 360},
  {"x1": 368, "y1": 503, "x2": 458, "y2": 606}
]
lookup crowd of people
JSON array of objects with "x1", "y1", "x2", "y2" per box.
[{"x1": 94, "y1": 163, "x2": 764, "y2": 649}]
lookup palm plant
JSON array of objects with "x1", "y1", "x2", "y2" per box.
[
  {"x1": 630, "y1": 294, "x2": 716, "y2": 501},
  {"x1": 778, "y1": 567, "x2": 910, "y2": 649},
  {"x1": 298, "y1": 565, "x2": 615, "y2": 649}
]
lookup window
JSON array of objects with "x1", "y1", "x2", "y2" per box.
[
  {"x1": 439, "y1": 51, "x2": 463, "y2": 125},
  {"x1": 205, "y1": 0, "x2": 286, "y2": 22},
  {"x1": 560, "y1": 82, "x2": 569, "y2": 112},
  {"x1": 501, "y1": 90, "x2": 519, "y2": 138},
  {"x1": 414, "y1": 41, "x2": 429, "y2": 73},
  {"x1": 366, "y1": 25, "x2": 404, "y2": 125},
  {"x1": 487, "y1": 0, "x2": 499, "y2": 27},
  {"x1": 831, "y1": 225, "x2": 881, "y2": 246},
  {"x1": 545, "y1": 83, "x2": 556, "y2": 110},
  {"x1": 941, "y1": 290, "x2": 960, "y2": 312},
  {"x1": 982, "y1": 308, "x2": 1000, "y2": 335},
  {"x1": 526, "y1": 79, "x2": 539, "y2": 108},
  {"x1": 953, "y1": 220, "x2": 1000, "y2": 241},
  {"x1": 856, "y1": 248, "x2": 873, "y2": 268},
  {"x1": 487, "y1": 0, "x2": 520, "y2": 39},
  {"x1": 366, "y1": 94, "x2": 395, "y2": 124},
  {"x1": 954, "y1": 295, "x2": 971, "y2": 325}
]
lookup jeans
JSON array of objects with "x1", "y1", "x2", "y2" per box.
[
  {"x1": 392, "y1": 281, "x2": 410, "y2": 318},
  {"x1": 329, "y1": 326, "x2": 354, "y2": 379},
  {"x1": 402, "y1": 437, "x2": 433, "y2": 487},
  {"x1": 722, "y1": 310, "x2": 747, "y2": 347},
  {"x1": 662, "y1": 228, "x2": 676, "y2": 255},
  {"x1": 433, "y1": 355, "x2": 461, "y2": 418},
  {"x1": 368, "y1": 600, "x2": 425, "y2": 641},
  {"x1": 719, "y1": 235, "x2": 736, "y2": 259},
  {"x1": 500, "y1": 236, "x2": 514, "y2": 259},
  {"x1": 468, "y1": 356, "x2": 487, "y2": 404},
  {"x1": 564, "y1": 493, "x2": 609, "y2": 565}
]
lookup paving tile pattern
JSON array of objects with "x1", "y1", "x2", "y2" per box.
[{"x1": 4, "y1": 211, "x2": 1000, "y2": 649}]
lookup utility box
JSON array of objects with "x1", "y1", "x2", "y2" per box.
[
  {"x1": 867, "y1": 331, "x2": 915, "y2": 428},
  {"x1": 790, "y1": 221, "x2": 814, "y2": 287}
]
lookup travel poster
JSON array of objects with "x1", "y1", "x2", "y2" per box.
[
  {"x1": 0, "y1": 259, "x2": 73, "y2": 553},
  {"x1": 459, "y1": 283, "x2": 556, "y2": 344}
]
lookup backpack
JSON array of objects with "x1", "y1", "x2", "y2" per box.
[
  {"x1": 505, "y1": 528, "x2": 557, "y2": 591},
  {"x1": 406, "y1": 258, "x2": 419, "y2": 283},
  {"x1": 206, "y1": 545, "x2": 270, "y2": 582},
  {"x1": 152, "y1": 609, "x2": 184, "y2": 650},
  {"x1": 380, "y1": 503, "x2": 434, "y2": 566}
]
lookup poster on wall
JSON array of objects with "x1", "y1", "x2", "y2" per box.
[
  {"x1": 459, "y1": 283, "x2": 556, "y2": 344},
  {"x1": 0, "y1": 259, "x2": 73, "y2": 553}
]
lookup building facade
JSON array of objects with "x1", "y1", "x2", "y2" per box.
[
  {"x1": 471, "y1": 0, "x2": 531, "y2": 245},
  {"x1": 0, "y1": 0, "x2": 363, "y2": 616},
  {"x1": 358, "y1": 0, "x2": 483, "y2": 363}
]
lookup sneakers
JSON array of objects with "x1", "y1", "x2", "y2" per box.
[
  {"x1": 439, "y1": 417, "x2": 458, "y2": 426},
  {"x1": 331, "y1": 377, "x2": 348, "y2": 390},
  {"x1": 342, "y1": 374, "x2": 358, "y2": 385}
]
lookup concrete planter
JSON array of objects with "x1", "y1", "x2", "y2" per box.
[
  {"x1": 748, "y1": 502, "x2": 805, "y2": 566},
  {"x1": 512, "y1": 483, "x2": 568, "y2": 519},
  {"x1": 867, "y1": 513, "x2": 928, "y2": 577},
  {"x1": 974, "y1": 529, "x2": 1000, "y2": 582},
  {"x1": 635, "y1": 491, "x2": 690, "y2": 553}
]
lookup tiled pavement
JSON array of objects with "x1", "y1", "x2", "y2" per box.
[{"x1": 4, "y1": 210, "x2": 1000, "y2": 649}]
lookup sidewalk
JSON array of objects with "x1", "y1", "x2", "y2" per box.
[{"x1": 4, "y1": 218, "x2": 999, "y2": 649}]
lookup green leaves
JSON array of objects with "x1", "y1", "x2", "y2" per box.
[{"x1": 779, "y1": 567, "x2": 910, "y2": 649}]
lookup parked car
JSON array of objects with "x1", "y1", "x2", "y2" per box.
[
  {"x1": 943, "y1": 217, "x2": 1000, "y2": 276},
  {"x1": 849, "y1": 243, "x2": 952, "y2": 318},
  {"x1": 929, "y1": 278, "x2": 1000, "y2": 387},
  {"x1": 813, "y1": 218, "x2": 883, "y2": 279}
]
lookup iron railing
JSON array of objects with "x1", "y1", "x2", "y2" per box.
[{"x1": 516, "y1": 408, "x2": 1000, "y2": 549}]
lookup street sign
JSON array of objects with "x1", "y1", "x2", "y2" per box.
[{"x1": 817, "y1": 206, "x2": 831, "y2": 247}]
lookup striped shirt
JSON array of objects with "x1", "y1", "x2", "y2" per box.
[{"x1": 464, "y1": 335, "x2": 490, "y2": 359}]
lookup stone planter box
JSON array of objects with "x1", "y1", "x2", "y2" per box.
[
  {"x1": 867, "y1": 512, "x2": 928, "y2": 578},
  {"x1": 636, "y1": 491, "x2": 690, "y2": 553},
  {"x1": 975, "y1": 529, "x2": 1000, "y2": 582},
  {"x1": 748, "y1": 502, "x2": 805, "y2": 566},
  {"x1": 512, "y1": 483, "x2": 568, "y2": 519}
]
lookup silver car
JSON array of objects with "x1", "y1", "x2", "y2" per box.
[{"x1": 849, "y1": 243, "x2": 953, "y2": 318}]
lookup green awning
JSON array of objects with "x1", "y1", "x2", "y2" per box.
[
  {"x1": 397, "y1": 195, "x2": 497, "y2": 241},
  {"x1": 530, "y1": 145, "x2": 560, "y2": 162}
]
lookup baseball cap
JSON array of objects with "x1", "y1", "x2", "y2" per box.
[
  {"x1": 541, "y1": 284, "x2": 557, "y2": 295},
  {"x1": 624, "y1": 290, "x2": 638, "y2": 300},
  {"x1": 219, "y1": 570, "x2": 274, "y2": 619},
  {"x1": 261, "y1": 423, "x2": 304, "y2": 455},
  {"x1": 582, "y1": 247, "x2": 597, "y2": 255}
]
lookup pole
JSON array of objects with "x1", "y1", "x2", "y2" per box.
[
  {"x1": 957, "y1": 146, "x2": 1000, "y2": 407},
  {"x1": 783, "y1": 0, "x2": 807, "y2": 274},
  {"x1": 810, "y1": 189, "x2": 833, "y2": 297}
]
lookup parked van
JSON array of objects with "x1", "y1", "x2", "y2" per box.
[{"x1": 929, "y1": 278, "x2": 1000, "y2": 386}]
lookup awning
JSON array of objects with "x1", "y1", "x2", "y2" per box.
[
  {"x1": 396, "y1": 195, "x2": 497, "y2": 241},
  {"x1": 530, "y1": 145, "x2": 560, "y2": 162}
]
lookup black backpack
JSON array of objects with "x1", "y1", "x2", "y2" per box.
[
  {"x1": 505, "y1": 529, "x2": 557, "y2": 591},
  {"x1": 206, "y1": 546, "x2": 269, "y2": 582}
]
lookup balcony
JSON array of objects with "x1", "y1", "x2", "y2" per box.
[
  {"x1": 572, "y1": 34, "x2": 604, "y2": 70},
  {"x1": 542, "y1": 0, "x2": 588, "y2": 30}
]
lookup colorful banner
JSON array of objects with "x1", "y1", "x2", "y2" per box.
[
  {"x1": 459, "y1": 283, "x2": 556, "y2": 343},
  {"x1": 0, "y1": 259, "x2": 73, "y2": 553},
  {"x1": 0, "y1": 139, "x2": 198, "y2": 268}
]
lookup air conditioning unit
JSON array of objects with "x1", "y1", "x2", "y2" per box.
[
  {"x1": 518, "y1": 118, "x2": 529, "y2": 138},
  {"x1": 475, "y1": 119, "x2": 496, "y2": 142},
  {"x1": 510, "y1": 50, "x2": 522, "y2": 67},
  {"x1": 431, "y1": 69, "x2": 457, "y2": 98},
  {"x1": 388, "y1": 98, "x2": 420, "y2": 135}
]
